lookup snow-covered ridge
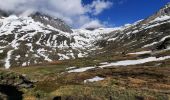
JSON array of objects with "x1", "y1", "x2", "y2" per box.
[
  {"x1": 0, "y1": 15, "x2": 76, "y2": 68},
  {"x1": 0, "y1": 15, "x2": 120, "y2": 68},
  {"x1": 72, "y1": 28, "x2": 119, "y2": 48}
]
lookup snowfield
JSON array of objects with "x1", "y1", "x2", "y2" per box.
[
  {"x1": 99, "y1": 56, "x2": 170, "y2": 68},
  {"x1": 0, "y1": 15, "x2": 119, "y2": 68},
  {"x1": 68, "y1": 55, "x2": 170, "y2": 73}
]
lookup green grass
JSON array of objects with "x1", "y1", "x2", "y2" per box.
[
  {"x1": 50, "y1": 85, "x2": 169, "y2": 100},
  {"x1": 11, "y1": 64, "x2": 68, "y2": 80}
]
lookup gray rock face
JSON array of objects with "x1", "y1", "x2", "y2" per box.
[
  {"x1": 30, "y1": 12, "x2": 73, "y2": 33},
  {"x1": 156, "y1": 37, "x2": 170, "y2": 50},
  {"x1": 0, "y1": 70, "x2": 33, "y2": 100},
  {"x1": 0, "y1": 10, "x2": 73, "y2": 33},
  {"x1": 0, "y1": 71, "x2": 33, "y2": 88}
]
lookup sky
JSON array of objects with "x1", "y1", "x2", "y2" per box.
[
  {"x1": 87, "y1": 0, "x2": 170, "y2": 27},
  {"x1": 0, "y1": 0, "x2": 169, "y2": 28}
]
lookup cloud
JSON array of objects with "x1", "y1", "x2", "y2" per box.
[
  {"x1": 86, "y1": 0, "x2": 112, "y2": 15},
  {"x1": 0, "y1": 0, "x2": 113, "y2": 28},
  {"x1": 81, "y1": 20, "x2": 104, "y2": 29}
]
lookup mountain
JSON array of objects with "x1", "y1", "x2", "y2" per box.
[
  {"x1": 96, "y1": 3, "x2": 170, "y2": 54},
  {"x1": 0, "y1": 3, "x2": 170, "y2": 69},
  {"x1": 0, "y1": 11, "x2": 115, "y2": 68},
  {"x1": 0, "y1": 13, "x2": 78, "y2": 68},
  {"x1": 30, "y1": 12, "x2": 73, "y2": 33}
]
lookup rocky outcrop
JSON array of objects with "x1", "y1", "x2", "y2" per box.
[
  {"x1": 0, "y1": 85, "x2": 23, "y2": 100},
  {"x1": 0, "y1": 70, "x2": 34, "y2": 100},
  {"x1": 0, "y1": 70, "x2": 33, "y2": 88},
  {"x1": 156, "y1": 37, "x2": 170, "y2": 50},
  {"x1": 30, "y1": 12, "x2": 73, "y2": 33}
]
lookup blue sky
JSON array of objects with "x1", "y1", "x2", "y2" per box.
[{"x1": 83, "y1": 0, "x2": 170, "y2": 27}]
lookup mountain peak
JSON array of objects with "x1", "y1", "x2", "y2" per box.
[
  {"x1": 158, "y1": 2, "x2": 170, "y2": 16},
  {"x1": 165, "y1": 2, "x2": 170, "y2": 9},
  {"x1": 139, "y1": 2, "x2": 170, "y2": 24},
  {"x1": 0, "y1": 9, "x2": 73, "y2": 33},
  {"x1": 30, "y1": 12, "x2": 73, "y2": 33}
]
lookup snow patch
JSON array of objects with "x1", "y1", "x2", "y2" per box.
[
  {"x1": 143, "y1": 42, "x2": 158, "y2": 48},
  {"x1": 78, "y1": 52, "x2": 84, "y2": 58},
  {"x1": 99, "y1": 56, "x2": 170, "y2": 68},
  {"x1": 100, "y1": 62, "x2": 109, "y2": 65},
  {"x1": 58, "y1": 53, "x2": 70, "y2": 60},
  {"x1": 128, "y1": 51, "x2": 151, "y2": 55},
  {"x1": 22, "y1": 62, "x2": 27, "y2": 66},
  {"x1": 84, "y1": 76, "x2": 104, "y2": 83},
  {"x1": 4, "y1": 50, "x2": 13, "y2": 69},
  {"x1": 37, "y1": 49, "x2": 52, "y2": 62},
  {"x1": 160, "y1": 35, "x2": 170, "y2": 42},
  {"x1": 68, "y1": 67, "x2": 95, "y2": 73},
  {"x1": 0, "y1": 50, "x2": 3, "y2": 53},
  {"x1": 15, "y1": 55, "x2": 20, "y2": 60},
  {"x1": 152, "y1": 15, "x2": 170, "y2": 22},
  {"x1": 108, "y1": 38, "x2": 117, "y2": 41}
]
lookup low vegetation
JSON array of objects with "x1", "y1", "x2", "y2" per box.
[{"x1": 0, "y1": 49, "x2": 169, "y2": 100}]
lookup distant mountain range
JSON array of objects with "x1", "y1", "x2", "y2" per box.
[{"x1": 0, "y1": 3, "x2": 170, "y2": 68}]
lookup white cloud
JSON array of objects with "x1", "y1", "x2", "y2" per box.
[
  {"x1": 81, "y1": 20, "x2": 104, "y2": 29},
  {"x1": 0, "y1": 0, "x2": 113, "y2": 28},
  {"x1": 86, "y1": 0, "x2": 112, "y2": 15}
]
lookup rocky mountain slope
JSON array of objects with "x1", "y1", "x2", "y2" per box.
[
  {"x1": 0, "y1": 3, "x2": 170, "y2": 69},
  {"x1": 0, "y1": 11, "x2": 115, "y2": 68},
  {"x1": 97, "y1": 3, "x2": 170, "y2": 54}
]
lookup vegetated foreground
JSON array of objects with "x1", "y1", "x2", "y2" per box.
[{"x1": 0, "y1": 50, "x2": 170, "y2": 100}]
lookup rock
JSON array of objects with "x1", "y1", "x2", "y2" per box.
[
  {"x1": 0, "y1": 71, "x2": 34, "y2": 89},
  {"x1": 0, "y1": 92, "x2": 7, "y2": 100},
  {"x1": 30, "y1": 12, "x2": 73, "y2": 33},
  {"x1": 156, "y1": 37, "x2": 170, "y2": 50}
]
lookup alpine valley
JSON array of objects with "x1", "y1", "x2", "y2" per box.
[{"x1": 0, "y1": 3, "x2": 170, "y2": 100}]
